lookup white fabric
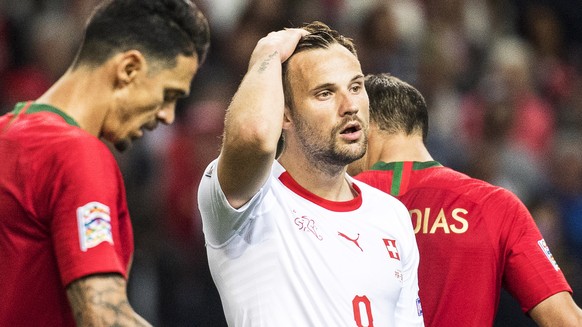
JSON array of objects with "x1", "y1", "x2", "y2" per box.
[{"x1": 198, "y1": 159, "x2": 424, "y2": 327}]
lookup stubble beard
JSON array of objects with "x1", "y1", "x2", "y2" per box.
[{"x1": 295, "y1": 117, "x2": 367, "y2": 176}]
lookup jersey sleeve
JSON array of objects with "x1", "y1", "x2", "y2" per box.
[
  {"x1": 493, "y1": 190, "x2": 572, "y2": 312},
  {"x1": 197, "y1": 158, "x2": 269, "y2": 247},
  {"x1": 46, "y1": 136, "x2": 133, "y2": 287},
  {"x1": 393, "y1": 199, "x2": 425, "y2": 326}
]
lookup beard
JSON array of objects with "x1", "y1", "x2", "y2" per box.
[{"x1": 293, "y1": 115, "x2": 367, "y2": 174}]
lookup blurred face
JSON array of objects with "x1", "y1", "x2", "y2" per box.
[
  {"x1": 104, "y1": 54, "x2": 199, "y2": 151},
  {"x1": 284, "y1": 44, "x2": 369, "y2": 171}
]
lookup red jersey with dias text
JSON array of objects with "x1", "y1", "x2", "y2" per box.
[
  {"x1": 0, "y1": 102, "x2": 134, "y2": 326},
  {"x1": 354, "y1": 161, "x2": 571, "y2": 327}
]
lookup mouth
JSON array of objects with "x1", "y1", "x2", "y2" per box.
[{"x1": 339, "y1": 121, "x2": 363, "y2": 141}]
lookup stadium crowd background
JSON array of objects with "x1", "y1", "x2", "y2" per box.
[{"x1": 1, "y1": 0, "x2": 581, "y2": 325}]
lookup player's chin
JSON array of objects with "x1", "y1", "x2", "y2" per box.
[{"x1": 339, "y1": 143, "x2": 366, "y2": 164}]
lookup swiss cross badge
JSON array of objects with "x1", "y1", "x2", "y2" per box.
[{"x1": 383, "y1": 238, "x2": 400, "y2": 260}]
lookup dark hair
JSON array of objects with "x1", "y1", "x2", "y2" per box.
[
  {"x1": 364, "y1": 73, "x2": 429, "y2": 141},
  {"x1": 72, "y1": 0, "x2": 210, "y2": 69},
  {"x1": 282, "y1": 21, "x2": 357, "y2": 109}
]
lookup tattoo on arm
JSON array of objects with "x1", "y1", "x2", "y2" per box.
[
  {"x1": 258, "y1": 51, "x2": 279, "y2": 73},
  {"x1": 66, "y1": 273, "x2": 152, "y2": 327}
]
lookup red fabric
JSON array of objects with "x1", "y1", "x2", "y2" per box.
[
  {"x1": 0, "y1": 104, "x2": 133, "y2": 326},
  {"x1": 355, "y1": 164, "x2": 571, "y2": 326}
]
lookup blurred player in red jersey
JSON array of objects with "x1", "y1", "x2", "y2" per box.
[
  {"x1": 349, "y1": 73, "x2": 582, "y2": 326},
  {"x1": 0, "y1": 1, "x2": 210, "y2": 326}
]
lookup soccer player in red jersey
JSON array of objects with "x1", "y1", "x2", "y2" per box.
[
  {"x1": 0, "y1": 1, "x2": 209, "y2": 326},
  {"x1": 349, "y1": 73, "x2": 582, "y2": 326}
]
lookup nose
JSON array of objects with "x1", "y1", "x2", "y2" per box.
[
  {"x1": 157, "y1": 103, "x2": 176, "y2": 125},
  {"x1": 340, "y1": 91, "x2": 359, "y2": 116}
]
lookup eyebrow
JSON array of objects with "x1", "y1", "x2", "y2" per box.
[{"x1": 311, "y1": 74, "x2": 365, "y2": 92}]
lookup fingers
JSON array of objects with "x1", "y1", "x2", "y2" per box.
[{"x1": 249, "y1": 28, "x2": 310, "y2": 67}]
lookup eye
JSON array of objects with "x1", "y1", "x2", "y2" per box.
[
  {"x1": 350, "y1": 83, "x2": 363, "y2": 94},
  {"x1": 164, "y1": 94, "x2": 178, "y2": 103},
  {"x1": 316, "y1": 90, "x2": 333, "y2": 100},
  {"x1": 164, "y1": 90, "x2": 185, "y2": 103}
]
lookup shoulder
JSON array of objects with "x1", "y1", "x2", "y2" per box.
[
  {"x1": 424, "y1": 167, "x2": 519, "y2": 203},
  {"x1": 11, "y1": 112, "x2": 117, "y2": 172},
  {"x1": 353, "y1": 178, "x2": 392, "y2": 199},
  {"x1": 49, "y1": 128, "x2": 116, "y2": 167},
  {"x1": 352, "y1": 178, "x2": 409, "y2": 213},
  {"x1": 16, "y1": 111, "x2": 111, "y2": 154}
]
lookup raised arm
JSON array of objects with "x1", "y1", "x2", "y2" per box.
[
  {"x1": 528, "y1": 291, "x2": 582, "y2": 326},
  {"x1": 66, "y1": 273, "x2": 152, "y2": 327},
  {"x1": 217, "y1": 28, "x2": 308, "y2": 209}
]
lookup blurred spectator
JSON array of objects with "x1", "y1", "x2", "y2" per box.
[
  {"x1": 547, "y1": 131, "x2": 582, "y2": 301},
  {"x1": 357, "y1": 0, "x2": 425, "y2": 84},
  {"x1": 460, "y1": 36, "x2": 554, "y2": 204}
]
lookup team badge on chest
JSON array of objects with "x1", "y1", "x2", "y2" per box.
[{"x1": 383, "y1": 238, "x2": 400, "y2": 260}]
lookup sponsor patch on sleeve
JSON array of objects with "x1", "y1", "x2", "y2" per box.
[
  {"x1": 77, "y1": 201, "x2": 113, "y2": 251},
  {"x1": 538, "y1": 239, "x2": 560, "y2": 271}
]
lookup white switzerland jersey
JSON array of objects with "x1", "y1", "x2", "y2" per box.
[{"x1": 198, "y1": 160, "x2": 424, "y2": 327}]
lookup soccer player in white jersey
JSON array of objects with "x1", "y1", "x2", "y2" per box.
[{"x1": 198, "y1": 21, "x2": 424, "y2": 326}]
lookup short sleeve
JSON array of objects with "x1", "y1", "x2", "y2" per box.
[
  {"x1": 497, "y1": 191, "x2": 571, "y2": 312},
  {"x1": 393, "y1": 200, "x2": 424, "y2": 326},
  {"x1": 46, "y1": 136, "x2": 133, "y2": 286},
  {"x1": 197, "y1": 158, "x2": 269, "y2": 247}
]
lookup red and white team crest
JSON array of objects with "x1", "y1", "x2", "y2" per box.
[{"x1": 383, "y1": 239, "x2": 400, "y2": 260}]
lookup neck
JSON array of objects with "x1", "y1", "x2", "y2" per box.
[
  {"x1": 369, "y1": 132, "x2": 433, "y2": 167},
  {"x1": 35, "y1": 65, "x2": 113, "y2": 137},
  {"x1": 278, "y1": 150, "x2": 355, "y2": 202}
]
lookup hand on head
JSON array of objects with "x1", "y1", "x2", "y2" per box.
[{"x1": 248, "y1": 28, "x2": 309, "y2": 69}]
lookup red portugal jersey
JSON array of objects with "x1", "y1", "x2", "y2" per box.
[
  {"x1": 0, "y1": 102, "x2": 134, "y2": 326},
  {"x1": 354, "y1": 161, "x2": 571, "y2": 327}
]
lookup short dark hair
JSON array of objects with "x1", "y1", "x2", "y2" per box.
[
  {"x1": 364, "y1": 73, "x2": 429, "y2": 141},
  {"x1": 72, "y1": 0, "x2": 210, "y2": 69},
  {"x1": 282, "y1": 21, "x2": 357, "y2": 109}
]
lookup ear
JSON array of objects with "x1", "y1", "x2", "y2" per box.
[
  {"x1": 115, "y1": 50, "x2": 147, "y2": 87},
  {"x1": 282, "y1": 105, "x2": 293, "y2": 131}
]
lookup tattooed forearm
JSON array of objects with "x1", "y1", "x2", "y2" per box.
[
  {"x1": 258, "y1": 51, "x2": 278, "y2": 73},
  {"x1": 66, "y1": 273, "x2": 152, "y2": 327}
]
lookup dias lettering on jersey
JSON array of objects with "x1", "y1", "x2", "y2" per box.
[
  {"x1": 409, "y1": 207, "x2": 469, "y2": 234},
  {"x1": 383, "y1": 239, "x2": 400, "y2": 260},
  {"x1": 538, "y1": 239, "x2": 560, "y2": 271},
  {"x1": 77, "y1": 201, "x2": 114, "y2": 251}
]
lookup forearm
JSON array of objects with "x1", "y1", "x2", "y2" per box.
[
  {"x1": 529, "y1": 291, "x2": 582, "y2": 327},
  {"x1": 223, "y1": 48, "x2": 285, "y2": 156},
  {"x1": 66, "y1": 273, "x2": 152, "y2": 327},
  {"x1": 218, "y1": 29, "x2": 307, "y2": 207}
]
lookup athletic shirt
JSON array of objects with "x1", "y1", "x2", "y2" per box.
[
  {"x1": 354, "y1": 161, "x2": 572, "y2": 327},
  {"x1": 198, "y1": 159, "x2": 425, "y2": 326},
  {"x1": 0, "y1": 102, "x2": 134, "y2": 326}
]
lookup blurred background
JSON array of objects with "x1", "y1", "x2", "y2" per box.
[{"x1": 1, "y1": 0, "x2": 581, "y2": 325}]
